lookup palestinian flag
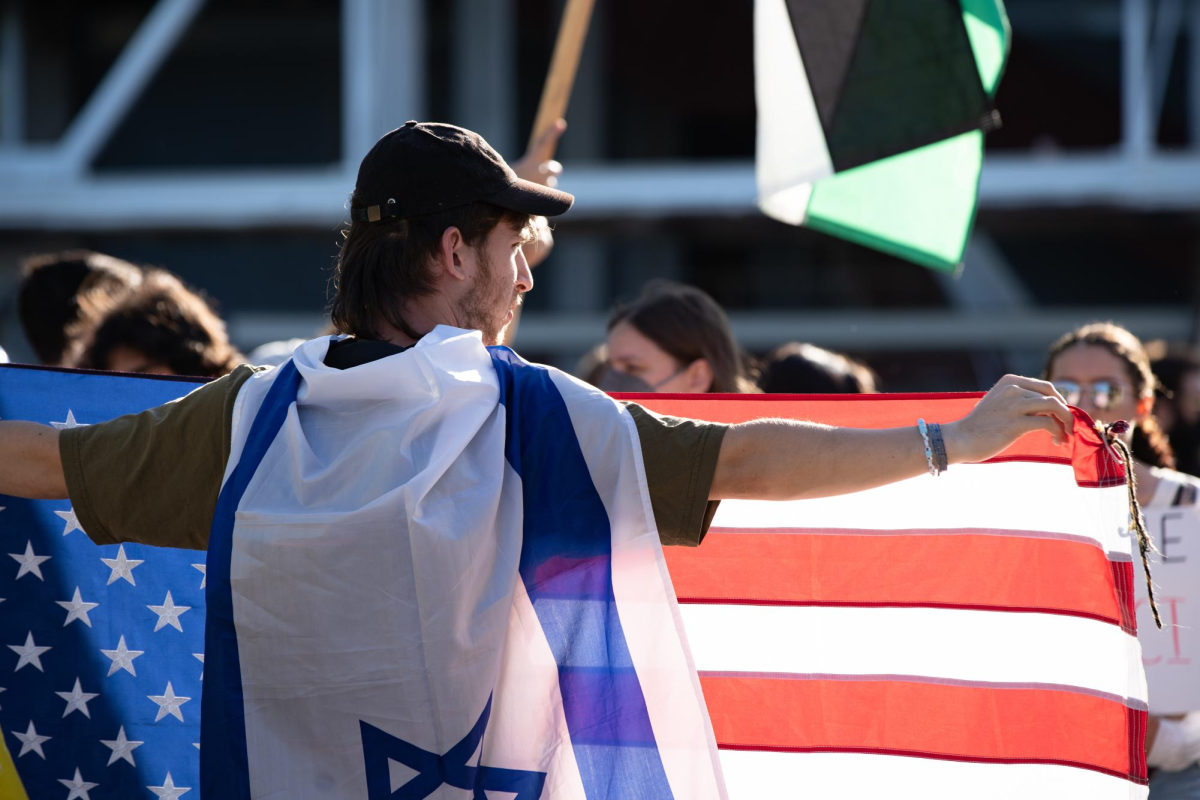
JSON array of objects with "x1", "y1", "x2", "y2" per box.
[{"x1": 756, "y1": 0, "x2": 1010, "y2": 271}]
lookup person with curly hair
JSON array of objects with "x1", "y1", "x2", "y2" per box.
[
  {"x1": 71, "y1": 268, "x2": 243, "y2": 377},
  {"x1": 17, "y1": 249, "x2": 143, "y2": 365}
]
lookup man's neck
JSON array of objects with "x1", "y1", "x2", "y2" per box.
[{"x1": 375, "y1": 297, "x2": 463, "y2": 347}]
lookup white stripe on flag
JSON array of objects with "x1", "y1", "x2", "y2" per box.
[
  {"x1": 712, "y1": 464, "x2": 1131, "y2": 558},
  {"x1": 754, "y1": 0, "x2": 833, "y2": 223},
  {"x1": 719, "y1": 751, "x2": 1148, "y2": 800},
  {"x1": 681, "y1": 604, "x2": 1147, "y2": 706}
]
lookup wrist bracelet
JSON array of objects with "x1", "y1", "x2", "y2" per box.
[
  {"x1": 917, "y1": 419, "x2": 939, "y2": 477},
  {"x1": 928, "y1": 422, "x2": 948, "y2": 475}
]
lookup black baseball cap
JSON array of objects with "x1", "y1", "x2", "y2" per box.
[{"x1": 350, "y1": 121, "x2": 574, "y2": 223}]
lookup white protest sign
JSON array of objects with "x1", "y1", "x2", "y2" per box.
[{"x1": 1136, "y1": 480, "x2": 1200, "y2": 714}]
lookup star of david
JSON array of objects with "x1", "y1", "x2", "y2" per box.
[{"x1": 360, "y1": 695, "x2": 545, "y2": 800}]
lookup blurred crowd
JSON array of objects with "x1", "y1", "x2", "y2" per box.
[{"x1": 10, "y1": 246, "x2": 1200, "y2": 480}]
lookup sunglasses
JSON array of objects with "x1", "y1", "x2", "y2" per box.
[{"x1": 1053, "y1": 380, "x2": 1126, "y2": 410}]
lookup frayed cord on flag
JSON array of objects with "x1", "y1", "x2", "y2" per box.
[{"x1": 1105, "y1": 419, "x2": 1163, "y2": 630}]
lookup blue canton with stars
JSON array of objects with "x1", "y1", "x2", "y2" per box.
[{"x1": 0, "y1": 364, "x2": 207, "y2": 799}]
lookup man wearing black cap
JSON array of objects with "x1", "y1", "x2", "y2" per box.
[
  {"x1": 0, "y1": 120, "x2": 1074, "y2": 796},
  {"x1": 330, "y1": 120, "x2": 573, "y2": 356}
]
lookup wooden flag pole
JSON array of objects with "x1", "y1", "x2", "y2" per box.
[
  {"x1": 505, "y1": 0, "x2": 596, "y2": 347},
  {"x1": 528, "y1": 0, "x2": 597, "y2": 154}
]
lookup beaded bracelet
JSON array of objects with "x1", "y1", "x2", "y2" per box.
[
  {"x1": 917, "y1": 419, "x2": 938, "y2": 476},
  {"x1": 928, "y1": 422, "x2": 948, "y2": 474},
  {"x1": 917, "y1": 420, "x2": 948, "y2": 475}
]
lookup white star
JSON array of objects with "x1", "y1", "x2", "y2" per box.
[
  {"x1": 100, "y1": 545, "x2": 143, "y2": 586},
  {"x1": 100, "y1": 725, "x2": 143, "y2": 767},
  {"x1": 50, "y1": 410, "x2": 88, "y2": 429},
  {"x1": 54, "y1": 507, "x2": 84, "y2": 536},
  {"x1": 0, "y1": 686, "x2": 5, "y2": 710},
  {"x1": 148, "y1": 591, "x2": 190, "y2": 633},
  {"x1": 148, "y1": 772, "x2": 190, "y2": 799},
  {"x1": 56, "y1": 677, "x2": 99, "y2": 718},
  {"x1": 193, "y1": 652, "x2": 204, "y2": 680},
  {"x1": 100, "y1": 635, "x2": 143, "y2": 677},
  {"x1": 57, "y1": 586, "x2": 99, "y2": 627},
  {"x1": 9, "y1": 631, "x2": 50, "y2": 672},
  {"x1": 58, "y1": 767, "x2": 98, "y2": 800},
  {"x1": 148, "y1": 681, "x2": 190, "y2": 722},
  {"x1": 192, "y1": 563, "x2": 206, "y2": 589},
  {"x1": 11, "y1": 719, "x2": 50, "y2": 759},
  {"x1": 9, "y1": 540, "x2": 50, "y2": 581}
]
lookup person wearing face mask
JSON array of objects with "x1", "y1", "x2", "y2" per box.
[
  {"x1": 600, "y1": 280, "x2": 758, "y2": 394},
  {"x1": 1045, "y1": 322, "x2": 1200, "y2": 799}
]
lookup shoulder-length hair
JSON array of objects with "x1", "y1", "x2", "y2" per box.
[{"x1": 608, "y1": 280, "x2": 756, "y2": 393}]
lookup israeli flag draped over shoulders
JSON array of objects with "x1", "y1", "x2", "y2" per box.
[{"x1": 203, "y1": 326, "x2": 725, "y2": 799}]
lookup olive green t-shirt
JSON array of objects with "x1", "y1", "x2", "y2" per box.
[{"x1": 60, "y1": 358, "x2": 726, "y2": 552}]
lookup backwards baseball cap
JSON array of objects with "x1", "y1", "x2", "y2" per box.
[{"x1": 350, "y1": 121, "x2": 574, "y2": 223}]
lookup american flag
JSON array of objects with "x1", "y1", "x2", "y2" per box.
[
  {"x1": 0, "y1": 365, "x2": 1147, "y2": 798},
  {"x1": 627, "y1": 392, "x2": 1149, "y2": 800},
  {"x1": 0, "y1": 364, "x2": 206, "y2": 800}
]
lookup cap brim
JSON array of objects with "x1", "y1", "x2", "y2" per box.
[{"x1": 486, "y1": 179, "x2": 575, "y2": 217}]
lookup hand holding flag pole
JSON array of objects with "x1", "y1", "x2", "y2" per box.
[
  {"x1": 504, "y1": 0, "x2": 596, "y2": 346},
  {"x1": 527, "y1": 0, "x2": 596, "y2": 155}
]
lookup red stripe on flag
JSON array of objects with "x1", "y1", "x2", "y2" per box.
[
  {"x1": 666, "y1": 531, "x2": 1128, "y2": 629},
  {"x1": 1111, "y1": 560, "x2": 1137, "y2": 635},
  {"x1": 621, "y1": 394, "x2": 1124, "y2": 488},
  {"x1": 701, "y1": 675, "x2": 1148, "y2": 784}
]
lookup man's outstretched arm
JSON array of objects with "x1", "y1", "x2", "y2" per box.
[
  {"x1": 0, "y1": 422, "x2": 66, "y2": 499},
  {"x1": 712, "y1": 375, "x2": 1074, "y2": 501}
]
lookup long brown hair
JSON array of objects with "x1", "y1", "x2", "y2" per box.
[
  {"x1": 608, "y1": 280, "x2": 756, "y2": 393},
  {"x1": 330, "y1": 196, "x2": 529, "y2": 341},
  {"x1": 1043, "y1": 322, "x2": 1175, "y2": 469}
]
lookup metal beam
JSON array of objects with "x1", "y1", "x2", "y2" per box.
[
  {"x1": 1122, "y1": 0, "x2": 1154, "y2": 158},
  {"x1": 342, "y1": 0, "x2": 426, "y2": 174},
  {"x1": 225, "y1": 308, "x2": 1194, "y2": 355},
  {"x1": 452, "y1": 0, "x2": 516, "y2": 155},
  {"x1": 0, "y1": 1, "x2": 24, "y2": 146},
  {"x1": 1150, "y1": 0, "x2": 1184, "y2": 130},
  {"x1": 341, "y1": 0, "x2": 378, "y2": 171},
  {"x1": 5, "y1": 152, "x2": 1200, "y2": 230},
  {"x1": 1190, "y1": 0, "x2": 1200, "y2": 145},
  {"x1": 516, "y1": 308, "x2": 1194, "y2": 353},
  {"x1": 57, "y1": 0, "x2": 206, "y2": 173}
]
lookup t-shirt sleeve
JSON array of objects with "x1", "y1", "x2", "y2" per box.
[
  {"x1": 59, "y1": 365, "x2": 262, "y2": 550},
  {"x1": 623, "y1": 401, "x2": 728, "y2": 548}
]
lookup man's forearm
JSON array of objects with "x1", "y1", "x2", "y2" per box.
[
  {"x1": 709, "y1": 375, "x2": 1075, "y2": 502},
  {"x1": 711, "y1": 419, "x2": 931, "y2": 501},
  {"x1": 0, "y1": 421, "x2": 68, "y2": 499}
]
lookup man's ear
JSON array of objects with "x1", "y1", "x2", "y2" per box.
[
  {"x1": 684, "y1": 359, "x2": 714, "y2": 393},
  {"x1": 439, "y1": 226, "x2": 469, "y2": 281}
]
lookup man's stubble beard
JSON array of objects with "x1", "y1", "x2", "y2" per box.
[{"x1": 457, "y1": 247, "x2": 519, "y2": 347}]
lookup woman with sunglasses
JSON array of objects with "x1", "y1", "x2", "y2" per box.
[{"x1": 1045, "y1": 321, "x2": 1200, "y2": 799}]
